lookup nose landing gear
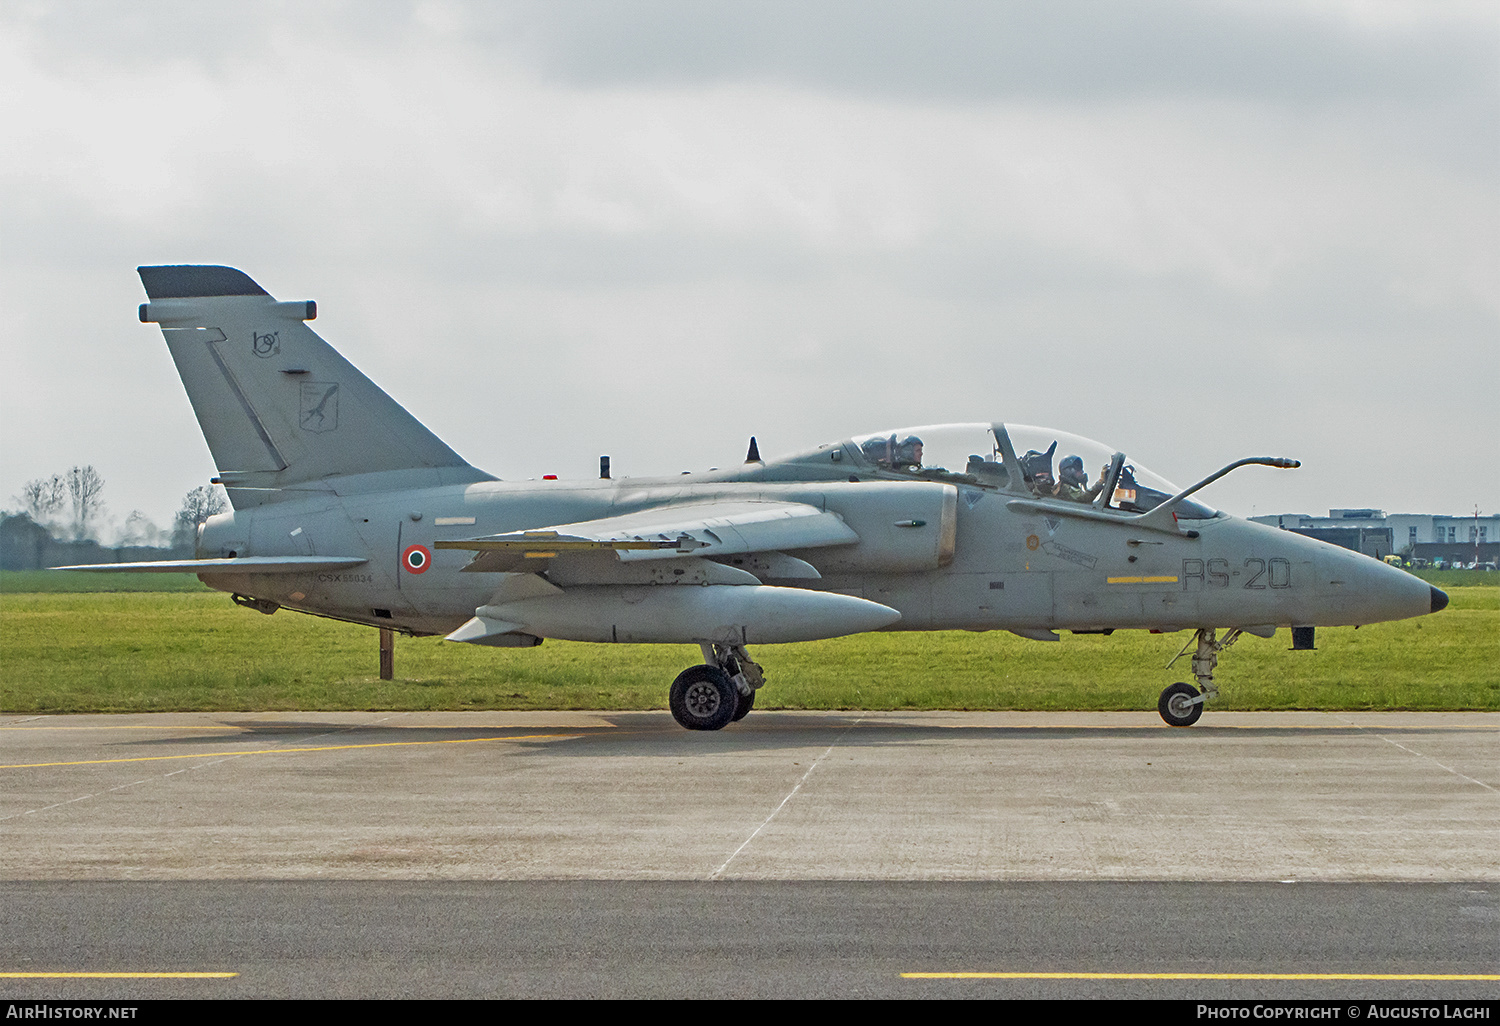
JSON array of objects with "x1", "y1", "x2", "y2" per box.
[
  {"x1": 667, "y1": 643, "x2": 766, "y2": 731},
  {"x1": 1159, "y1": 627, "x2": 1245, "y2": 727}
]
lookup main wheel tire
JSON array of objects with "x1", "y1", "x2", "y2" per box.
[
  {"x1": 731, "y1": 688, "x2": 755, "y2": 722},
  {"x1": 1158, "y1": 682, "x2": 1204, "y2": 727},
  {"x1": 669, "y1": 665, "x2": 739, "y2": 731}
]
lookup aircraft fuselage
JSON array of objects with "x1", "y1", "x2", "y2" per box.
[{"x1": 197, "y1": 471, "x2": 1436, "y2": 641}]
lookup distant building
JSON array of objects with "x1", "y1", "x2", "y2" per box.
[
  {"x1": 0, "y1": 514, "x2": 189, "y2": 571},
  {"x1": 1249, "y1": 509, "x2": 1500, "y2": 565}
]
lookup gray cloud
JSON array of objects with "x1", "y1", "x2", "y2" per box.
[
  {"x1": 0, "y1": 1, "x2": 1494, "y2": 523},
  {"x1": 17, "y1": 1, "x2": 1498, "y2": 105},
  {"x1": 492, "y1": 0, "x2": 1497, "y2": 104}
]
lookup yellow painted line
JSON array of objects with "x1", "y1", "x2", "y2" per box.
[
  {"x1": 928, "y1": 723, "x2": 1500, "y2": 731},
  {"x1": 0, "y1": 725, "x2": 246, "y2": 731},
  {"x1": 1106, "y1": 576, "x2": 1178, "y2": 584},
  {"x1": 0, "y1": 723, "x2": 618, "y2": 731},
  {"x1": 1, "y1": 972, "x2": 238, "y2": 979},
  {"x1": 0, "y1": 733, "x2": 580, "y2": 770},
  {"x1": 903, "y1": 972, "x2": 1500, "y2": 981}
]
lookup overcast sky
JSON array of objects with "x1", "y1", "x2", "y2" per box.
[{"x1": 2, "y1": 0, "x2": 1496, "y2": 537}]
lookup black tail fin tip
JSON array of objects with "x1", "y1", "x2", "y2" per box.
[{"x1": 138, "y1": 265, "x2": 270, "y2": 300}]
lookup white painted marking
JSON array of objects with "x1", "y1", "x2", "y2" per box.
[
  {"x1": 8, "y1": 793, "x2": 94, "y2": 819},
  {"x1": 1374, "y1": 735, "x2": 1497, "y2": 793},
  {"x1": 1327, "y1": 713, "x2": 1498, "y2": 792},
  {"x1": 711, "y1": 717, "x2": 863, "y2": 880},
  {"x1": 4, "y1": 776, "x2": 164, "y2": 821},
  {"x1": 1, "y1": 713, "x2": 409, "y2": 821}
]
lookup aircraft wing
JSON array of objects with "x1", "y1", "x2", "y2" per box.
[
  {"x1": 435, "y1": 500, "x2": 857, "y2": 573},
  {"x1": 54, "y1": 556, "x2": 368, "y2": 573}
]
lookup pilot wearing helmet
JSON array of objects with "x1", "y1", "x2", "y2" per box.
[
  {"x1": 862, "y1": 433, "x2": 924, "y2": 472},
  {"x1": 860, "y1": 434, "x2": 894, "y2": 467},
  {"x1": 892, "y1": 435, "x2": 924, "y2": 471},
  {"x1": 1055, "y1": 454, "x2": 1105, "y2": 503}
]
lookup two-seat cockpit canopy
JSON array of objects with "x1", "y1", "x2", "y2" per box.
[{"x1": 784, "y1": 423, "x2": 1219, "y2": 520}]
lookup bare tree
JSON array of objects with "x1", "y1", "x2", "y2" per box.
[
  {"x1": 173, "y1": 485, "x2": 229, "y2": 547},
  {"x1": 65, "y1": 465, "x2": 107, "y2": 540},
  {"x1": 14, "y1": 474, "x2": 67, "y2": 528},
  {"x1": 118, "y1": 510, "x2": 167, "y2": 548}
]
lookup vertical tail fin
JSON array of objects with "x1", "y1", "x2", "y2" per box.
[{"x1": 139, "y1": 265, "x2": 487, "y2": 507}]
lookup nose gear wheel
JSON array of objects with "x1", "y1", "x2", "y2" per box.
[{"x1": 1158, "y1": 681, "x2": 1204, "y2": 727}]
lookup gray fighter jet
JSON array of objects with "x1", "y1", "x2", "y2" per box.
[{"x1": 72, "y1": 265, "x2": 1448, "y2": 729}]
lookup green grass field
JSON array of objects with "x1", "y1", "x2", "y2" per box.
[
  {"x1": 0, "y1": 570, "x2": 211, "y2": 593},
  {"x1": 2, "y1": 574, "x2": 1494, "y2": 714}
]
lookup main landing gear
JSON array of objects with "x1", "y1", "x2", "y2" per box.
[
  {"x1": 668, "y1": 643, "x2": 765, "y2": 731},
  {"x1": 1158, "y1": 627, "x2": 1245, "y2": 727}
]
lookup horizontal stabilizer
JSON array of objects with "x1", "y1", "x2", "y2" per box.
[
  {"x1": 54, "y1": 556, "x2": 368, "y2": 574},
  {"x1": 436, "y1": 500, "x2": 858, "y2": 569},
  {"x1": 139, "y1": 265, "x2": 269, "y2": 299}
]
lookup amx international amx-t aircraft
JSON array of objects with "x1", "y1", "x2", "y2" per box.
[{"x1": 73, "y1": 265, "x2": 1448, "y2": 730}]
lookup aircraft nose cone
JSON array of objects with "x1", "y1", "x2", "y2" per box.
[{"x1": 1431, "y1": 586, "x2": 1449, "y2": 614}]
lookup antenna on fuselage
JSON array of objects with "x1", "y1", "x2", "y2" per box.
[{"x1": 745, "y1": 436, "x2": 762, "y2": 463}]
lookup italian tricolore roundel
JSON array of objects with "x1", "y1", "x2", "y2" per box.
[{"x1": 402, "y1": 544, "x2": 432, "y2": 574}]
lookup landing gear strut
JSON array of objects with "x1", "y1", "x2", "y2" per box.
[
  {"x1": 667, "y1": 644, "x2": 765, "y2": 731},
  {"x1": 1159, "y1": 627, "x2": 1245, "y2": 727}
]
